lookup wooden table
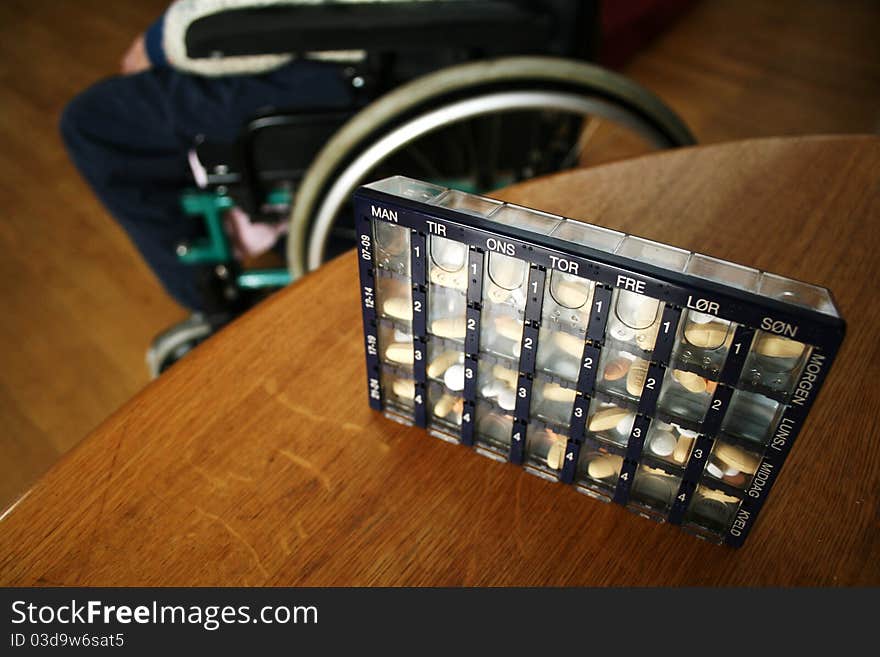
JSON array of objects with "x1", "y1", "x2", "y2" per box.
[{"x1": 2, "y1": 136, "x2": 878, "y2": 586}]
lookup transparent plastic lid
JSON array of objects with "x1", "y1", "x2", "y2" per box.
[
  {"x1": 550, "y1": 219, "x2": 625, "y2": 253},
  {"x1": 686, "y1": 253, "x2": 760, "y2": 292},
  {"x1": 489, "y1": 204, "x2": 562, "y2": 235},
  {"x1": 362, "y1": 176, "x2": 839, "y2": 317},
  {"x1": 757, "y1": 272, "x2": 838, "y2": 316},
  {"x1": 615, "y1": 236, "x2": 689, "y2": 272},
  {"x1": 430, "y1": 189, "x2": 502, "y2": 218}
]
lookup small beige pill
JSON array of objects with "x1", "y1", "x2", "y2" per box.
[
  {"x1": 546, "y1": 437, "x2": 566, "y2": 470},
  {"x1": 700, "y1": 488, "x2": 740, "y2": 504},
  {"x1": 392, "y1": 379, "x2": 415, "y2": 400},
  {"x1": 588, "y1": 453, "x2": 623, "y2": 480},
  {"x1": 684, "y1": 322, "x2": 729, "y2": 349},
  {"x1": 755, "y1": 335, "x2": 806, "y2": 359},
  {"x1": 492, "y1": 365, "x2": 518, "y2": 387},
  {"x1": 672, "y1": 434, "x2": 695, "y2": 464},
  {"x1": 673, "y1": 369, "x2": 707, "y2": 394},
  {"x1": 542, "y1": 382, "x2": 577, "y2": 403},
  {"x1": 705, "y1": 379, "x2": 718, "y2": 395},
  {"x1": 552, "y1": 330, "x2": 585, "y2": 358},
  {"x1": 494, "y1": 316, "x2": 523, "y2": 341},
  {"x1": 589, "y1": 407, "x2": 630, "y2": 432},
  {"x1": 385, "y1": 342, "x2": 414, "y2": 365},
  {"x1": 450, "y1": 398, "x2": 463, "y2": 424},
  {"x1": 427, "y1": 351, "x2": 460, "y2": 378},
  {"x1": 603, "y1": 357, "x2": 631, "y2": 381},
  {"x1": 626, "y1": 358, "x2": 650, "y2": 396},
  {"x1": 382, "y1": 296, "x2": 412, "y2": 321},
  {"x1": 431, "y1": 317, "x2": 466, "y2": 339},
  {"x1": 714, "y1": 443, "x2": 760, "y2": 474},
  {"x1": 434, "y1": 393, "x2": 455, "y2": 418}
]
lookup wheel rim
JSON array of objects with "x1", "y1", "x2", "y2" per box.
[{"x1": 306, "y1": 90, "x2": 675, "y2": 270}]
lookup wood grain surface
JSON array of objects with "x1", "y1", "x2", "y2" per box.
[{"x1": 1, "y1": 136, "x2": 877, "y2": 586}]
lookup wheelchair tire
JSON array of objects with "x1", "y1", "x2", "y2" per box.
[
  {"x1": 287, "y1": 56, "x2": 696, "y2": 277},
  {"x1": 146, "y1": 314, "x2": 214, "y2": 378}
]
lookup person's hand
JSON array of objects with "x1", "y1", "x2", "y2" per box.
[{"x1": 121, "y1": 34, "x2": 150, "y2": 75}]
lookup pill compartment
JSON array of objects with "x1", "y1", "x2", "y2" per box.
[
  {"x1": 605, "y1": 289, "x2": 664, "y2": 355},
  {"x1": 524, "y1": 422, "x2": 568, "y2": 477},
  {"x1": 595, "y1": 345, "x2": 649, "y2": 402},
  {"x1": 381, "y1": 370, "x2": 415, "y2": 418},
  {"x1": 474, "y1": 400, "x2": 514, "y2": 457},
  {"x1": 684, "y1": 484, "x2": 743, "y2": 537},
  {"x1": 428, "y1": 234, "x2": 469, "y2": 292},
  {"x1": 378, "y1": 321, "x2": 414, "y2": 372},
  {"x1": 628, "y1": 464, "x2": 682, "y2": 517},
  {"x1": 757, "y1": 271, "x2": 838, "y2": 316},
  {"x1": 373, "y1": 219, "x2": 411, "y2": 276},
  {"x1": 720, "y1": 389, "x2": 783, "y2": 445},
  {"x1": 704, "y1": 437, "x2": 763, "y2": 489},
  {"x1": 672, "y1": 310, "x2": 737, "y2": 377},
  {"x1": 585, "y1": 398, "x2": 637, "y2": 447},
  {"x1": 426, "y1": 340, "x2": 464, "y2": 384},
  {"x1": 477, "y1": 361, "x2": 518, "y2": 413},
  {"x1": 642, "y1": 421, "x2": 699, "y2": 469},
  {"x1": 656, "y1": 367, "x2": 715, "y2": 424},
  {"x1": 480, "y1": 252, "x2": 528, "y2": 362},
  {"x1": 427, "y1": 380, "x2": 463, "y2": 436},
  {"x1": 738, "y1": 330, "x2": 811, "y2": 400},
  {"x1": 534, "y1": 270, "x2": 595, "y2": 382},
  {"x1": 529, "y1": 375, "x2": 577, "y2": 430},
  {"x1": 376, "y1": 272, "x2": 413, "y2": 325},
  {"x1": 575, "y1": 438, "x2": 625, "y2": 501}
]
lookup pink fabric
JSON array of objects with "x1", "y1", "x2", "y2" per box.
[{"x1": 223, "y1": 205, "x2": 288, "y2": 259}]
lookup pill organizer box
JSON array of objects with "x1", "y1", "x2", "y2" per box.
[{"x1": 353, "y1": 176, "x2": 845, "y2": 547}]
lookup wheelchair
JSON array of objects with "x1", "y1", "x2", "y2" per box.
[{"x1": 147, "y1": 0, "x2": 696, "y2": 376}]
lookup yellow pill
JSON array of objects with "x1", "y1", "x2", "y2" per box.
[
  {"x1": 589, "y1": 407, "x2": 630, "y2": 432},
  {"x1": 492, "y1": 365, "x2": 518, "y2": 387},
  {"x1": 672, "y1": 434, "x2": 695, "y2": 464},
  {"x1": 542, "y1": 382, "x2": 577, "y2": 403},
  {"x1": 383, "y1": 296, "x2": 412, "y2": 321},
  {"x1": 385, "y1": 342, "x2": 414, "y2": 365},
  {"x1": 392, "y1": 379, "x2": 415, "y2": 400},
  {"x1": 626, "y1": 358, "x2": 650, "y2": 396},
  {"x1": 433, "y1": 393, "x2": 456, "y2": 418},
  {"x1": 494, "y1": 316, "x2": 523, "y2": 341},
  {"x1": 427, "y1": 351, "x2": 460, "y2": 378},
  {"x1": 673, "y1": 369, "x2": 707, "y2": 394},
  {"x1": 714, "y1": 443, "x2": 760, "y2": 474},
  {"x1": 552, "y1": 331, "x2": 585, "y2": 358},
  {"x1": 755, "y1": 334, "x2": 806, "y2": 359},
  {"x1": 430, "y1": 317, "x2": 466, "y2": 339},
  {"x1": 546, "y1": 438, "x2": 566, "y2": 470},
  {"x1": 684, "y1": 322, "x2": 729, "y2": 349},
  {"x1": 588, "y1": 454, "x2": 623, "y2": 480}
]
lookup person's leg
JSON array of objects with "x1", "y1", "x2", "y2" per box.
[{"x1": 60, "y1": 61, "x2": 353, "y2": 311}]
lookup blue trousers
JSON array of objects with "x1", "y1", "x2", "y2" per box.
[{"x1": 60, "y1": 61, "x2": 353, "y2": 311}]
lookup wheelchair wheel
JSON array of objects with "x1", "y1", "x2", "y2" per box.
[
  {"x1": 287, "y1": 56, "x2": 695, "y2": 277},
  {"x1": 146, "y1": 314, "x2": 214, "y2": 378}
]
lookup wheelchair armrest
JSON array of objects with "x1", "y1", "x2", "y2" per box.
[{"x1": 185, "y1": 0, "x2": 553, "y2": 59}]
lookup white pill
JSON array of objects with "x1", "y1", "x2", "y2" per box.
[
  {"x1": 385, "y1": 343, "x2": 413, "y2": 365},
  {"x1": 391, "y1": 379, "x2": 415, "y2": 400},
  {"x1": 615, "y1": 412, "x2": 635, "y2": 437},
  {"x1": 676, "y1": 427, "x2": 699, "y2": 439},
  {"x1": 724, "y1": 466, "x2": 741, "y2": 477},
  {"x1": 512, "y1": 342, "x2": 521, "y2": 358},
  {"x1": 497, "y1": 388, "x2": 516, "y2": 411},
  {"x1": 444, "y1": 364, "x2": 465, "y2": 392},
  {"x1": 706, "y1": 462, "x2": 724, "y2": 478},
  {"x1": 481, "y1": 383, "x2": 501, "y2": 398},
  {"x1": 545, "y1": 439, "x2": 566, "y2": 470},
  {"x1": 649, "y1": 431, "x2": 677, "y2": 457},
  {"x1": 394, "y1": 328, "x2": 410, "y2": 342}
]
